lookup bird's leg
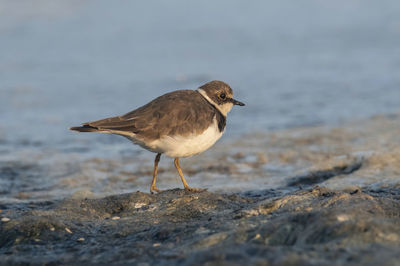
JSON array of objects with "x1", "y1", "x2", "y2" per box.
[
  {"x1": 150, "y1": 153, "x2": 162, "y2": 194},
  {"x1": 174, "y1": 158, "x2": 206, "y2": 192}
]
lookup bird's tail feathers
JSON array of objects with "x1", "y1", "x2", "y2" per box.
[{"x1": 70, "y1": 125, "x2": 100, "y2": 132}]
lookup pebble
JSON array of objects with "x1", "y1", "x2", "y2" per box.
[
  {"x1": 134, "y1": 203, "x2": 146, "y2": 209},
  {"x1": 253, "y1": 233, "x2": 261, "y2": 240},
  {"x1": 1, "y1": 217, "x2": 10, "y2": 222},
  {"x1": 337, "y1": 214, "x2": 351, "y2": 222}
]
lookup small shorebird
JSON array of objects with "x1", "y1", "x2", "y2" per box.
[{"x1": 70, "y1": 80, "x2": 245, "y2": 193}]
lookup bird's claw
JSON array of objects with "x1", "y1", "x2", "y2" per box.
[{"x1": 150, "y1": 186, "x2": 163, "y2": 194}]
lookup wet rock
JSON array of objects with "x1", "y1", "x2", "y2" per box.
[
  {"x1": 0, "y1": 187, "x2": 399, "y2": 265},
  {"x1": 1, "y1": 115, "x2": 400, "y2": 264}
]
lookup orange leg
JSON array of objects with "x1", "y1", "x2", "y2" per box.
[
  {"x1": 174, "y1": 158, "x2": 206, "y2": 192},
  {"x1": 150, "y1": 153, "x2": 162, "y2": 194}
]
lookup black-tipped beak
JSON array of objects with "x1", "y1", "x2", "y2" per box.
[{"x1": 230, "y1": 98, "x2": 245, "y2": 106}]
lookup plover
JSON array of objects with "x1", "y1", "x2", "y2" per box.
[{"x1": 70, "y1": 80, "x2": 244, "y2": 193}]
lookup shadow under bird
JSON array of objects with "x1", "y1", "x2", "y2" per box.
[{"x1": 70, "y1": 80, "x2": 245, "y2": 193}]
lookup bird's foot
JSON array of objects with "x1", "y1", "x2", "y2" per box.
[
  {"x1": 150, "y1": 186, "x2": 163, "y2": 194},
  {"x1": 184, "y1": 186, "x2": 207, "y2": 193}
]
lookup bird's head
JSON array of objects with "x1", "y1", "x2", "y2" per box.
[{"x1": 197, "y1": 80, "x2": 245, "y2": 116}]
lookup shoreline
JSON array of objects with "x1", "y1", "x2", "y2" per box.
[{"x1": 1, "y1": 113, "x2": 400, "y2": 264}]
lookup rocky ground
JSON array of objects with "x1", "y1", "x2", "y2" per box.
[{"x1": 1, "y1": 114, "x2": 400, "y2": 265}]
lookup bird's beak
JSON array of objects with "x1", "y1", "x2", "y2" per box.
[{"x1": 229, "y1": 98, "x2": 245, "y2": 106}]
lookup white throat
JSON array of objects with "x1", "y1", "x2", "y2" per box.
[{"x1": 197, "y1": 89, "x2": 233, "y2": 116}]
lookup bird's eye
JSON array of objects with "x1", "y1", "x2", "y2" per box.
[{"x1": 219, "y1": 93, "x2": 226, "y2": 99}]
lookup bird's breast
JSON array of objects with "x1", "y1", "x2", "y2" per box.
[{"x1": 146, "y1": 116, "x2": 224, "y2": 158}]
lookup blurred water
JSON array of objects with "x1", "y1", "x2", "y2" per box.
[{"x1": 1, "y1": 0, "x2": 400, "y2": 201}]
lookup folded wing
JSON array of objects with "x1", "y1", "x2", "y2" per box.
[{"x1": 70, "y1": 90, "x2": 216, "y2": 141}]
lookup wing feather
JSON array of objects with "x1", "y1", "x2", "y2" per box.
[{"x1": 76, "y1": 90, "x2": 216, "y2": 141}]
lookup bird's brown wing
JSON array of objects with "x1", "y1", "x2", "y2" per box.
[{"x1": 71, "y1": 90, "x2": 216, "y2": 141}]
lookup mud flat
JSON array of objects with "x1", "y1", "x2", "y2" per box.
[
  {"x1": 1, "y1": 187, "x2": 400, "y2": 265},
  {"x1": 1, "y1": 114, "x2": 400, "y2": 265}
]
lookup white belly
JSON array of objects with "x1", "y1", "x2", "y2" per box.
[{"x1": 146, "y1": 116, "x2": 223, "y2": 158}]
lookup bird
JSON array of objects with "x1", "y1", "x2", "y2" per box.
[{"x1": 70, "y1": 80, "x2": 245, "y2": 193}]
